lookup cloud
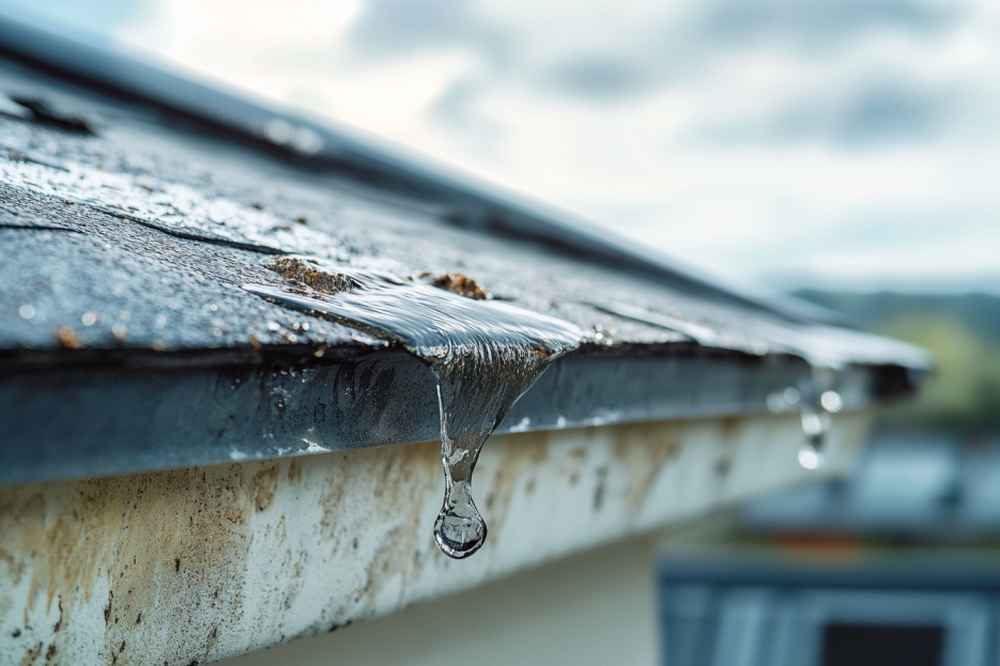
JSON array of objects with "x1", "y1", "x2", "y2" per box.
[
  {"x1": 345, "y1": 0, "x2": 510, "y2": 63},
  {"x1": 691, "y1": 0, "x2": 962, "y2": 49},
  {"x1": 534, "y1": 53, "x2": 652, "y2": 102},
  {"x1": 698, "y1": 77, "x2": 961, "y2": 147}
]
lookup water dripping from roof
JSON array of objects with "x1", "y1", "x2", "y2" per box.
[
  {"x1": 766, "y1": 365, "x2": 843, "y2": 470},
  {"x1": 796, "y1": 367, "x2": 842, "y2": 471},
  {"x1": 244, "y1": 266, "x2": 581, "y2": 558}
]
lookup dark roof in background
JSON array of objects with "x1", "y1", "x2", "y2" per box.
[{"x1": 741, "y1": 432, "x2": 1000, "y2": 540}]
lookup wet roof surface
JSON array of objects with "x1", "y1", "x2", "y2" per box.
[
  {"x1": 0, "y1": 56, "x2": 926, "y2": 370},
  {"x1": 0, "y1": 35, "x2": 929, "y2": 484}
]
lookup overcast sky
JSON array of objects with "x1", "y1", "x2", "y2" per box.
[{"x1": 4, "y1": 0, "x2": 999, "y2": 291}]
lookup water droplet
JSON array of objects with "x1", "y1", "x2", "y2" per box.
[
  {"x1": 797, "y1": 447, "x2": 822, "y2": 470},
  {"x1": 509, "y1": 417, "x2": 531, "y2": 432},
  {"x1": 589, "y1": 324, "x2": 614, "y2": 346},
  {"x1": 264, "y1": 118, "x2": 294, "y2": 144},
  {"x1": 17, "y1": 304, "x2": 36, "y2": 320},
  {"x1": 820, "y1": 390, "x2": 843, "y2": 413},
  {"x1": 766, "y1": 386, "x2": 801, "y2": 413},
  {"x1": 434, "y1": 479, "x2": 486, "y2": 559},
  {"x1": 291, "y1": 126, "x2": 324, "y2": 155},
  {"x1": 272, "y1": 387, "x2": 291, "y2": 412},
  {"x1": 80, "y1": 311, "x2": 98, "y2": 326}
]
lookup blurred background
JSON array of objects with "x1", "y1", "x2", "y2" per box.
[{"x1": 4, "y1": 1, "x2": 997, "y2": 664}]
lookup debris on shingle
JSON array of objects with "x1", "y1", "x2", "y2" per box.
[
  {"x1": 55, "y1": 326, "x2": 82, "y2": 349},
  {"x1": 419, "y1": 272, "x2": 489, "y2": 300},
  {"x1": 268, "y1": 257, "x2": 357, "y2": 295}
]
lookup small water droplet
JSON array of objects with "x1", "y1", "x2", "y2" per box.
[
  {"x1": 291, "y1": 126, "x2": 324, "y2": 155},
  {"x1": 589, "y1": 324, "x2": 614, "y2": 346},
  {"x1": 80, "y1": 311, "x2": 98, "y2": 326},
  {"x1": 18, "y1": 304, "x2": 36, "y2": 320},
  {"x1": 820, "y1": 390, "x2": 843, "y2": 413},
  {"x1": 264, "y1": 118, "x2": 294, "y2": 144},
  {"x1": 797, "y1": 447, "x2": 822, "y2": 470},
  {"x1": 509, "y1": 417, "x2": 531, "y2": 432},
  {"x1": 272, "y1": 387, "x2": 290, "y2": 411}
]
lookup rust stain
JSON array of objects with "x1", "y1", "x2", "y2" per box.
[
  {"x1": 253, "y1": 465, "x2": 280, "y2": 512},
  {"x1": 0, "y1": 413, "x2": 826, "y2": 663},
  {"x1": 287, "y1": 458, "x2": 302, "y2": 483},
  {"x1": 0, "y1": 544, "x2": 25, "y2": 584},
  {"x1": 52, "y1": 596, "x2": 62, "y2": 632},
  {"x1": 310, "y1": 443, "x2": 440, "y2": 621},
  {"x1": 364, "y1": 443, "x2": 437, "y2": 612},
  {"x1": 612, "y1": 421, "x2": 685, "y2": 511},
  {"x1": 317, "y1": 452, "x2": 354, "y2": 543},
  {"x1": 482, "y1": 431, "x2": 549, "y2": 542},
  {"x1": 19, "y1": 641, "x2": 42, "y2": 666},
  {"x1": 0, "y1": 463, "x2": 256, "y2": 665},
  {"x1": 718, "y1": 415, "x2": 742, "y2": 442}
]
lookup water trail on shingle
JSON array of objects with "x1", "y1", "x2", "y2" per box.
[{"x1": 244, "y1": 271, "x2": 581, "y2": 558}]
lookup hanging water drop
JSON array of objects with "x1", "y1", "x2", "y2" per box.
[
  {"x1": 432, "y1": 382, "x2": 487, "y2": 558},
  {"x1": 435, "y1": 479, "x2": 486, "y2": 558},
  {"x1": 244, "y1": 262, "x2": 580, "y2": 559}
]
